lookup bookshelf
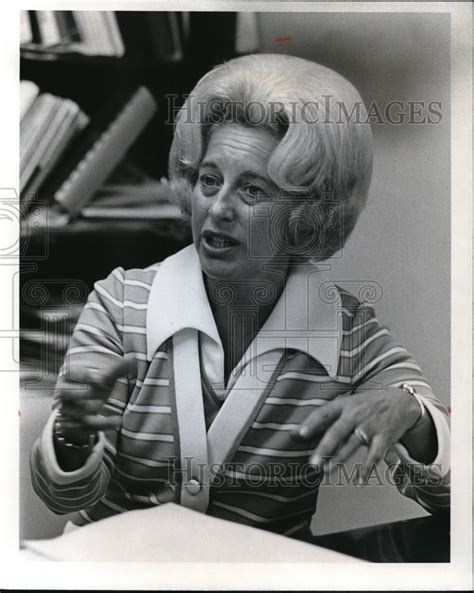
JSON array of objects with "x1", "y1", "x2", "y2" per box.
[
  {"x1": 20, "y1": 10, "x2": 247, "y2": 375},
  {"x1": 20, "y1": 11, "x2": 241, "y2": 236},
  {"x1": 20, "y1": 12, "x2": 239, "y2": 188}
]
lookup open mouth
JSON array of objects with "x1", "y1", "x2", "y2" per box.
[{"x1": 202, "y1": 230, "x2": 238, "y2": 251}]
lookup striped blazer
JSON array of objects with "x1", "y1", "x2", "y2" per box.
[{"x1": 31, "y1": 245, "x2": 450, "y2": 537}]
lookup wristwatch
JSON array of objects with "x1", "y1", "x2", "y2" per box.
[{"x1": 53, "y1": 411, "x2": 97, "y2": 450}]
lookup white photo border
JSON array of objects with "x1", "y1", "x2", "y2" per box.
[{"x1": 1, "y1": 1, "x2": 471, "y2": 590}]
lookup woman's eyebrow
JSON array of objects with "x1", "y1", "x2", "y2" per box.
[
  {"x1": 239, "y1": 170, "x2": 272, "y2": 184},
  {"x1": 200, "y1": 161, "x2": 271, "y2": 184},
  {"x1": 200, "y1": 160, "x2": 219, "y2": 169}
]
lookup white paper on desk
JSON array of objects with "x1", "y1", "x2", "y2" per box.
[{"x1": 23, "y1": 503, "x2": 364, "y2": 562}]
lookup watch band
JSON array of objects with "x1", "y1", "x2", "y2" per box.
[{"x1": 53, "y1": 411, "x2": 97, "y2": 450}]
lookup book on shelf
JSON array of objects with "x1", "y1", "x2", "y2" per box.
[
  {"x1": 71, "y1": 11, "x2": 99, "y2": 55},
  {"x1": 235, "y1": 12, "x2": 260, "y2": 54},
  {"x1": 24, "y1": 100, "x2": 89, "y2": 199},
  {"x1": 72, "y1": 11, "x2": 121, "y2": 57},
  {"x1": 21, "y1": 10, "x2": 124, "y2": 57},
  {"x1": 20, "y1": 84, "x2": 89, "y2": 199},
  {"x1": 25, "y1": 10, "x2": 79, "y2": 48},
  {"x1": 53, "y1": 11, "x2": 81, "y2": 45},
  {"x1": 180, "y1": 12, "x2": 191, "y2": 46},
  {"x1": 20, "y1": 10, "x2": 33, "y2": 45},
  {"x1": 20, "y1": 10, "x2": 189, "y2": 60},
  {"x1": 36, "y1": 86, "x2": 158, "y2": 217},
  {"x1": 27, "y1": 10, "x2": 43, "y2": 45},
  {"x1": 35, "y1": 10, "x2": 62, "y2": 47},
  {"x1": 20, "y1": 93, "x2": 62, "y2": 189},
  {"x1": 114, "y1": 11, "x2": 185, "y2": 61},
  {"x1": 101, "y1": 11, "x2": 126, "y2": 56},
  {"x1": 20, "y1": 80, "x2": 40, "y2": 119},
  {"x1": 145, "y1": 12, "x2": 184, "y2": 62}
]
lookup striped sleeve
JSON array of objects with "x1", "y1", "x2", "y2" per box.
[
  {"x1": 349, "y1": 302, "x2": 450, "y2": 512},
  {"x1": 30, "y1": 267, "x2": 129, "y2": 514}
]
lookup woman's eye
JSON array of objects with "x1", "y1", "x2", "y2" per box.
[
  {"x1": 243, "y1": 184, "x2": 270, "y2": 201},
  {"x1": 200, "y1": 174, "x2": 219, "y2": 187},
  {"x1": 199, "y1": 174, "x2": 221, "y2": 195}
]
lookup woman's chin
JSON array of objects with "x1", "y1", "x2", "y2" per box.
[{"x1": 200, "y1": 257, "x2": 237, "y2": 281}]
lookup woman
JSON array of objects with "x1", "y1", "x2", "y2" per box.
[{"x1": 31, "y1": 54, "x2": 450, "y2": 538}]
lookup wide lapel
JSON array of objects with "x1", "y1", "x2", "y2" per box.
[
  {"x1": 147, "y1": 246, "x2": 220, "y2": 513},
  {"x1": 171, "y1": 329, "x2": 209, "y2": 512}
]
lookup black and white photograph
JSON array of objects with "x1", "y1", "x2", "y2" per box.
[{"x1": 0, "y1": 1, "x2": 471, "y2": 590}]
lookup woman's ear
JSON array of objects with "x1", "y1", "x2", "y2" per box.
[{"x1": 159, "y1": 177, "x2": 193, "y2": 219}]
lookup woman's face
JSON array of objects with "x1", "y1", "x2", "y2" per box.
[{"x1": 191, "y1": 123, "x2": 290, "y2": 282}]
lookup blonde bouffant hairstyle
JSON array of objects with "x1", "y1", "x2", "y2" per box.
[{"x1": 163, "y1": 53, "x2": 373, "y2": 262}]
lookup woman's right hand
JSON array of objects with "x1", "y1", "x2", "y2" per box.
[{"x1": 54, "y1": 356, "x2": 137, "y2": 447}]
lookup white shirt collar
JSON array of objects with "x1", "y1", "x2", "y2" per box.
[{"x1": 146, "y1": 245, "x2": 342, "y2": 380}]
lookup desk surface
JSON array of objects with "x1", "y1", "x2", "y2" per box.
[
  {"x1": 22, "y1": 503, "x2": 448, "y2": 563},
  {"x1": 22, "y1": 503, "x2": 364, "y2": 563}
]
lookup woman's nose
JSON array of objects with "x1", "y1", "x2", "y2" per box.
[{"x1": 209, "y1": 186, "x2": 235, "y2": 222}]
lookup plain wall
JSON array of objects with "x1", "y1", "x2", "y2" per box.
[{"x1": 257, "y1": 11, "x2": 450, "y2": 534}]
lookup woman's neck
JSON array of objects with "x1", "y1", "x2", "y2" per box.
[{"x1": 204, "y1": 266, "x2": 289, "y2": 380}]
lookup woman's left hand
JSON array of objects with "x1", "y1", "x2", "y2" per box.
[{"x1": 292, "y1": 387, "x2": 421, "y2": 482}]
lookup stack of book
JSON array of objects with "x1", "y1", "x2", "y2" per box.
[
  {"x1": 21, "y1": 84, "x2": 160, "y2": 220},
  {"x1": 21, "y1": 10, "x2": 187, "y2": 61},
  {"x1": 20, "y1": 80, "x2": 89, "y2": 199},
  {"x1": 20, "y1": 11, "x2": 261, "y2": 226}
]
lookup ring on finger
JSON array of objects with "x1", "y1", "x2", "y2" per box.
[{"x1": 354, "y1": 426, "x2": 371, "y2": 447}]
